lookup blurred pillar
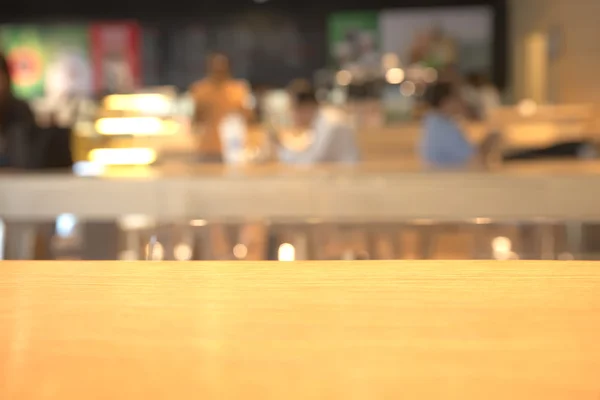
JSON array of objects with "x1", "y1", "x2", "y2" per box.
[
  {"x1": 523, "y1": 33, "x2": 549, "y2": 103},
  {"x1": 4, "y1": 222, "x2": 36, "y2": 260}
]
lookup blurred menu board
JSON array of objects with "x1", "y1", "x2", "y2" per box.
[
  {"x1": 328, "y1": 11, "x2": 380, "y2": 72},
  {"x1": 379, "y1": 7, "x2": 492, "y2": 74},
  {"x1": 212, "y1": 12, "x2": 321, "y2": 86},
  {"x1": 166, "y1": 26, "x2": 208, "y2": 90},
  {"x1": 0, "y1": 25, "x2": 91, "y2": 99},
  {"x1": 90, "y1": 22, "x2": 142, "y2": 95}
]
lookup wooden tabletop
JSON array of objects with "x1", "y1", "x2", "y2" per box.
[{"x1": 1, "y1": 261, "x2": 599, "y2": 399}]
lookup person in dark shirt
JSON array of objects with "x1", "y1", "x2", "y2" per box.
[{"x1": 0, "y1": 53, "x2": 40, "y2": 168}]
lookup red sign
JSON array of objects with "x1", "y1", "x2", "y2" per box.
[{"x1": 90, "y1": 22, "x2": 141, "y2": 93}]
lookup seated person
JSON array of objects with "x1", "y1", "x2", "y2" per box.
[
  {"x1": 0, "y1": 53, "x2": 40, "y2": 168},
  {"x1": 419, "y1": 82, "x2": 477, "y2": 168},
  {"x1": 271, "y1": 89, "x2": 359, "y2": 164},
  {"x1": 421, "y1": 82, "x2": 596, "y2": 167}
]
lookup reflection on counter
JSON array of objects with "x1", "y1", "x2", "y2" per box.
[{"x1": 0, "y1": 217, "x2": 593, "y2": 261}]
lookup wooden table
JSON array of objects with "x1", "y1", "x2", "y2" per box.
[{"x1": 1, "y1": 261, "x2": 599, "y2": 399}]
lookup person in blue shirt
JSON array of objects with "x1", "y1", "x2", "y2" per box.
[{"x1": 419, "y1": 82, "x2": 475, "y2": 168}]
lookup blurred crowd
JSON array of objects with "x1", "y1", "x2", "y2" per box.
[{"x1": 2, "y1": 47, "x2": 590, "y2": 172}]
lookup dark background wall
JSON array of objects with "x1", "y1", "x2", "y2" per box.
[{"x1": 2, "y1": 0, "x2": 507, "y2": 89}]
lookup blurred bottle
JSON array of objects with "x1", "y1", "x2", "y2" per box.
[{"x1": 219, "y1": 113, "x2": 247, "y2": 164}]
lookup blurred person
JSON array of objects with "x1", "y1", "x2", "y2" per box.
[
  {"x1": 420, "y1": 81, "x2": 505, "y2": 168},
  {"x1": 271, "y1": 88, "x2": 359, "y2": 164},
  {"x1": 419, "y1": 82, "x2": 476, "y2": 168},
  {"x1": 426, "y1": 26, "x2": 457, "y2": 69},
  {"x1": 0, "y1": 53, "x2": 40, "y2": 168},
  {"x1": 190, "y1": 53, "x2": 252, "y2": 163},
  {"x1": 421, "y1": 82, "x2": 596, "y2": 167},
  {"x1": 438, "y1": 64, "x2": 462, "y2": 87}
]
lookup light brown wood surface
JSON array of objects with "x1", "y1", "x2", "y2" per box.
[{"x1": 1, "y1": 261, "x2": 600, "y2": 399}]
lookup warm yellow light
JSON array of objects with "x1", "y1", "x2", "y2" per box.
[
  {"x1": 492, "y1": 236, "x2": 511, "y2": 253},
  {"x1": 103, "y1": 94, "x2": 171, "y2": 113},
  {"x1": 95, "y1": 117, "x2": 179, "y2": 136},
  {"x1": 518, "y1": 99, "x2": 538, "y2": 117},
  {"x1": 88, "y1": 148, "x2": 157, "y2": 166},
  {"x1": 385, "y1": 68, "x2": 405, "y2": 84},
  {"x1": 174, "y1": 243, "x2": 193, "y2": 261},
  {"x1": 278, "y1": 243, "x2": 296, "y2": 261},
  {"x1": 336, "y1": 70, "x2": 352, "y2": 86},
  {"x1": 190, "y1": 219, "x2": 208, "y2": 227},
  {"x1": 233, "y1": 244, "x2": 248, "y2": 259},
  {"x1": 492, "y1": 236, "x2": 513, "y2": 260}
]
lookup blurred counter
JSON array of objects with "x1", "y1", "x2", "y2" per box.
[{"x1": 2, "y1": 161, "x2": 600, "y2": 221}]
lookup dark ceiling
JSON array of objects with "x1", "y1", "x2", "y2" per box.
[{"x1": 5, "y1": 0, "x2": 506, "y2": 21}]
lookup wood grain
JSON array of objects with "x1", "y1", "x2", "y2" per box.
[{"x1": 1, "y1": 261, "x2": 599, "y2": 399}]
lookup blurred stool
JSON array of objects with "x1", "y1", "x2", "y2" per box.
[
  {"x1": 310, "y1": 223, "x2": 344, "y2": 260},
  {"x1": 427, "y1": 224, "x2": 476, "y2": 260},
  {"x1": 370, "y1": 224, "x2": 397, "y2": 260},
  {"x1": 238, "y1": 222, "x2": 268, "y2": 260},
  {"x1": 3, "y1": 222, "x2": 37, "y2": 260},
  {"x1": 311, "y1": 223, "x2": 371, "y2": 260},
  {"x1": 117, "y1": 215, "x2": 156, "y2": 260},
  {"x1": 397, "y1": 225, "x2": 426, "y2": 259},
  {"x1": 196, "y1": 221, "x2": 267, "y2": 260},
  {"x1": 517, "y1": 221, "x2": 560, "y2": 260}
]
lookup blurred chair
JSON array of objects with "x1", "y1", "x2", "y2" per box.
[
  {"x1": 370, "y1": 225, "x2": 397, "y2": 259},
  {"x1": 428, "y1": 224, "x2": 476, "y2": 260},
  {"x1": 397, "y1": 226, "x2": 425, "y2": 259},
  {"x1": 202, "y1": 222, "x2": 267, "y2": 260}
]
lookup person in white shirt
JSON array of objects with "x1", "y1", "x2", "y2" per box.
[{"x1": 271, "y1": 89, "x2": 359, "y2": 164}]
